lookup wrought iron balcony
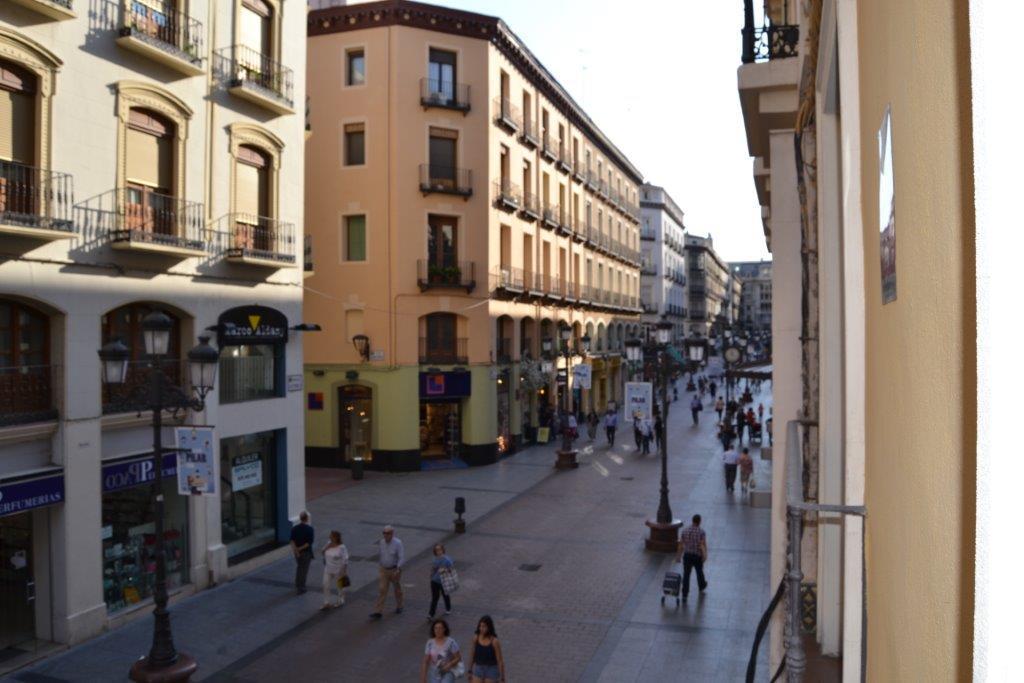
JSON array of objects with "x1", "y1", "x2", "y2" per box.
[
  {"x1": 493, "y1": 179, "x2": 521, "y2": 211},
  {"x1": 558, "y1": 210, "x2": 574, "y2": 237},
  {"x1": 493, "y1": 97, "x2": 522, "y2": 133},
  {"x1": 540, "y1": 134, "x2": 557, "y2": 163},
  {"x1": 585, "y1": 169, "x2": 599, "y2": 191},
  {"x1": 420, "y1": 77, "x2": 470, "y2": 113},
  {"x1": 78, "y1": 188, "x2": 205, "y2": 256},
  {"x1": 419, "y1": 337, "x2": 468, "y2": 365},
  {"x1": 519, "y1": 118, "x2": 540, "y2": 148},
  {"x1": 556, "y1": 146, "x2": 572, "y2": 173},
  {"x1": 8, "y1": 0, "x2": 75, "y2": 20},
  {"x1": 492, "y1": 266, "x2": 524, "y2": 294},
  {"x1": 113, "y1": 0, "x2": 204, "y2": 75},
  {"x1": 215, "y1": 214, "x2": 297, "y2": 267},
  {"x1": 304, "y1": 234, "x2": 313, "y2": 275},
  {"x1": 214, "y1": 44, "x2": 294, "y2": 114},
  {"x1": 417, "y1": 259, "x2": 476, "y2": 293},
  {"x1": 547, "y1": 276, "x2": 565, "y2": 300},
  {"x1": 525, "y1": 271, "x2": 545, "y2": 295},
  {"x1": 741, "y1": 17, "x2": 800, "y2": 64},
  {"x1": 518, "y1": 191, "x2": 540, "y2": 221},
  {"x1": 419, "y1": 164, "x2": 472, "y2": 197},
  {"x1": 541, "y1": 203, "x2": 559, "y2": 230},
  {"x1": 103, "y1": 359, "x2": 180, "y2": 414},
  {"x1": 0, "y1": 160, "x2": 74, "y2": 239},
  {"x1": 0, "y1": 364, "x2": 59, "y2": 427},
  {"x1": 496, "y1": 337, "x2": 513, "y2": 364}
]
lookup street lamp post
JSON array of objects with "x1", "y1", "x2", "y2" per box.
[{"x1": 98, "y1": 312, "x2": 219, "y2": 682}]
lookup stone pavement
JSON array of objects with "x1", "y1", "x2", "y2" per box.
[{"x1": 9, "y1": 379, "x2": 774, "y2": 682}]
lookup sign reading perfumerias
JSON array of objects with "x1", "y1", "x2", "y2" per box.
[{"x1": 218, "y1": 305, "x2": 289, "y2": 345}]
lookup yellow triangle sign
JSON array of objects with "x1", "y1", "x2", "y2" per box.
[{"x1": 248, "y1": 314, "x2": 261, "y2": 331}]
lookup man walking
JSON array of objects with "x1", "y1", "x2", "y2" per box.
[
  {"x1": 722, "y1": 443, "x2": 739, "y2": 492},
  {"x1": 604, "y1": 408, "x2": 618, "y2": 447},
  {"x1": 735, "y1": 405, "x2": 746, "y2": 445},
  {"x1": 689, "y1": 394, "x2": 702, "y2": 426},
  {"x1": 289, "y1": 511, "x2": 315, "y2": 595},
  {"x1": 674, "y1": 514, "x2": 709, "y2": 602},
  {"x1": 369, "y1": 525, "x2": 405, "y2": 619}
]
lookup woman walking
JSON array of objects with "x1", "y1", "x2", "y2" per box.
[
  {"x1": 420, "y1": 619, "x2": 462, "y2": 683},
  {"x1": 587, "y1": 410, "x2": 599, "y2": 441},
  {"x1": 321, "y1": 530, "x2": 349, "y2": 609},
  {"x1": 467, "y1": 615, "x2": 506, "y2": 683},
  {"x1": 739, "y1": 447, "x2": 754, "y2": 494},
  {"x1": 428, "y1": 543, "x2": 454, "y2": 619}
]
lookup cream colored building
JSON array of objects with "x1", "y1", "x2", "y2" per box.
[
  {"x1": 730, "y1": 260, "x2": 772, "y2": 331},
  {"x1": 0, "y1": 0, "x2": 307, "y2": 659},
  {"x1": 683, "y1": 234, "x2": 731, "y2": 337},
  {"x1": 639, "y1": 183, "x2": 687, "y2": 340},
  {"x1": 303, "y1": 0, "x2": 642, "y2": 470}
]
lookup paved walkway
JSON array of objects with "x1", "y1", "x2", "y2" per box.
[{"x1": 10, "y1": 380, "x2": 774, "y2": 682}]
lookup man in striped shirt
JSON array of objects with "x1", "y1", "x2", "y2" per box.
[{"x1": 674, "y1": 514, "x2": 709, "y2": 601}]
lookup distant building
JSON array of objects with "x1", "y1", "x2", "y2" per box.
[
  {"x1": 639, "y1": 184, "x2": 687, "y2": 340},
  {"x1": 684, "y1": 234, "x2": 731, "y2": 337},
  {"x1": 730, "y1": 261, "x2": 772, "y2": 331}
]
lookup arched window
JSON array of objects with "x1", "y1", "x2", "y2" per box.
[
  {"x1": 101, "y1": 302, "x2": 180, "y2": 412},
  {"x1": 1, "y1": 60, "x2": 38, "y2": 220},
  {"x1": 124, "y1": 108, "x2": 176, "y2": 235},
  {"x1": 0, "y1": 298, "x2": 53, "y2": 425}
]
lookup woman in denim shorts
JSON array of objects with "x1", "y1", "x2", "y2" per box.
[{"x1": 467, "y1": 615, "x2": 505, "y2": 682}]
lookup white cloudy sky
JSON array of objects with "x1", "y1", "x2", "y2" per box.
[{"x1": 337, "y1": 0, "x2": 770, "y2": 262}]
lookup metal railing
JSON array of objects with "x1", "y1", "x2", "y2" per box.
[
  {"x1": 492, "y1": 266, "x2": 524, "y2": 292},
  {"x1": 214, "y1": 214, "x2": 296, "y2": 264},
  {"x1": 418, "y1": 337, "x2": 468, "y2": 365},
  {"x1": 420, "y1": 77, "x2": 470, "y2": 112},
  {"x1": 214, "y1": 44, "x2": 294, "y2": 108},
  {"x1": 77, "y1": 188, "x2": 204, "y2": 252},
  {"x1": 493, "y1": 179, "x2": 521, "y2": 209},
  {"x1": 493, "y1": 97, "x2": 522, "y2": 132},
  {"x1": 0, "y1": 160, "x2": 74, "y2": 233},
  {"x1": 540, "y1": 133, "x2": 557, "y2": 161},
  {"x1": 419, "y1": 164, "x2": 472, "y2": 196},
  {"x1": 116, "y1": 0, "x2": 204, "y2": 68},
  {"x1": 304, "y1": 234, "x2": 313, "y2": 272},
  {"x1": 496, "y1": 337, "x2": 513, "y2": 364},
  {"x1": 519, "y1": 117, "x2": 540, "y2": 147},
  {"x1": 519, "y1": 336, "x2": 533, "y2": 358},
  {"x1": 0, "y1": 365, "x2": 59, "y2": 426},
  {"x1": 742, "y1": 20, "x2": 800, "y2": 64},
  {"x1": 103, "y1": 359, "x2": 181, "y2": 414},
  {"x1": 518, "y1": 190, "x2": 540, "y2": 220},
  {"x1": 557, "y1": 145, "x2": 572, "y2": 172},
  {"x1": 416, "y1": 259, "x2": 476, "y2": 292},
  {"x1": 542, "y1": 203, "x2": 559, "y2": 229},
  {"x1": 572, "y1": 159, "x2": 586, "y2": 182}
]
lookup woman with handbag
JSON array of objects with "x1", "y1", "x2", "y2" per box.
[
  {"x1": 467, "y1": 615, "x2": 506, "y2": 683},
  {"x1": 428, "y1": 543, "x2": 454, "y2": 619},
  {"x1": 420, "y1": 619, "x2": 463, "y2": 683},
  {"x1": 321, "y1": 530, "x2": 349, "y2": 609}
]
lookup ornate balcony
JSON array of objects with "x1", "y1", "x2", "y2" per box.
[
  {"x1": 519, "y1": 118, "x2": 540, "y2": 149},
  {"x1": 541, "y1": 203, "x2": 559, "y2": 230},
  {"x1": 493, "y1": 97, "x2": 521, "y2": 133},
  {"x1": 518, "y1": 191, "x2": 540, "y2": 221},
  {"x1": 0, "y1": 161, "x2": 75, "y2": 240},
  {"x1": 492, "y1": 266, "x2": 524, "y2": 295},
  {"x1": 540, "y1": 134, "x2": 557, "y2": 163},
  {"x1": 79, "y1": 188, "x2": 205, "y2": 257},
  {"x1": 556, "y1": 146, "x2": 572, "y2": 174},
  {"x1": 493, "y1": 180, "x2": 521, "y2": 212},
  {"x1": 215, "y1": 214, "x2": 297, "y2": 268},
  {"x1": 417, "y1": 259, "x2": 476, "y2": 293},
  {"x1": 742, "y1": 22, "x2": 800, "y2": 64},
  {"x1": 420, "y1": 77, "x2": 470, "y2": 113},
  {"x1": 103, "y1": 359, "x2": 180, "y2": 414},
  {"x1": 0, "y1": 365, "x2": 59, "y2": 427},
  {"x1": 419, "y1": 164, "x2": 472, "y2": 197},
  {"x1": 214, "y1": 44, "x2": 294, "y2": 114},
  {"x1": 113, "y1": 0, "x2": 204, "y2": 76}
]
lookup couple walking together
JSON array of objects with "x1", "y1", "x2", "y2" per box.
[
  {"x1": 289, "y1": 511, "x2": 351, "y2": 609},
  {"x1": 421, "y1": 615, "x2": 506, "y2": 683}
]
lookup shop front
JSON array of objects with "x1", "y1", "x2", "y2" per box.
[
  {"x1": 217, "y1": 305, "x2": 288, "y2": 405},
  {"x1": 419, "y1": 371, "x2": 470, "y2": 467},
  {"x1": 100, "y1": 453, "x2": 187, "y2": 614},
  {"x1": 220, "y1": 430, "x2": 284, "y2": 564},
  {"x1": 0, "y1": 470, "x2": 62, "y2": 654}
]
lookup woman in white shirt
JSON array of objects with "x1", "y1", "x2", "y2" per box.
[
  {"x1": 321, "y1": 530, "x2": 349, "y2": 609},
  {"x1": 420, "y1": 619, "x2": 462, "y2": 683}
]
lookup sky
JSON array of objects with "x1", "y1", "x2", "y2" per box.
[{"x1": 345, "y1": 0, "x2": 771, "y2": 262}]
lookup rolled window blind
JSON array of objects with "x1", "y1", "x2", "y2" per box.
[
  {"x1": 0, "y1": 89, "x2": 34, "y2": 164},
  {"x1": 235, "y1": 161, "x2": 262, "y2": 218}
]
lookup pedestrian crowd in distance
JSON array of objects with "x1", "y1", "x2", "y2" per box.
[{"x1": 288, "y1": 517, "x2": 507, "y2": 682}]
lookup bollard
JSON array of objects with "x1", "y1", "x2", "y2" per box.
[{"x1": 454, "y1": 497, "x2": 466, "y2": 533}]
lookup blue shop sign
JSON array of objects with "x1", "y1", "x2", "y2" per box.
[
  {"x1": 419, "y1": 371, "x2": 471, "y2": 399},
  {"x1": 0, "y1": 472, "x2": 64, "y2": 517},
  {"x1": 102, "y1": 453, "x2": 178, "y2": 493}
]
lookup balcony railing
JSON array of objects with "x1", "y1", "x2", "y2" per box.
[
  {"x1": 496, "y1": 337, "x2": 513, "y2": 364},
  {"x1": 541, "y1": 203, "x2": 559, "y2": 229},
  {"x1": 103, "y1": 359, "x2": 180, "y2": 414},
  {"x1": 214, "y1": 214, "x2": 296, "y2": 266},
  {"x1": 742, "y1": 20, "x2": 800, "y2": 64},
  {"x1": 540, "y1": 133, "x2": 557, "y2": 162},
  {"x1": 556, "y1": 146, "x2": 572, "y2": 173},
  {"x1": 520, "y1": 336, "x2": 533, "y2": 358},
  {"x1": 518, "y1": 191, "x2": 540, "y2": 221},
  {"x1": 0, "y1": 160, "x2": 74, "y2": 235},
  {"x1": 0, "y1": 365, "x2": 59, "y2": 427},
  {"x1": 493, "y1": 179, "x2": 521, "y2": 211},
  {"x1": 420, "y1": 77, "x2": 470, "y2": 112},
  {"x1": 114, "y1": 0, "x2": 204, "y2": 72},
  {"x1": 304, "y1": 233, "x2": 313, "y2": 273},
  {"x1": 419, "y1": 337, "x2": 468, "y2": 365},
  {"x1": 416, "y1": 259, "x2": 476, "y2": 292},
  {"x1": 214, "y1": 44, "x2": 294, "y2": 111},
  {"x1": 585, "y1": 169, "x2": 598, "y2": 191},
  {"x1": 419, "y1": 164, "x2": 472, "y2": 197},
  {"x1": 525, "y1": 271, "x2": 544, "y2": 294},
  {"x1": 519, "y1": 117, "x2": 540, "y2": 148},
  {"x1": 493, "y1": 97, "x2": 522, "y2": 132},
  {"x1": 78, "y1": 188, "x2": 205, "y2": 254},
  {"x1": 547, "y1": 276, "x2": 564, "y2": 299},
  {"x1": 559, "y1": 211, "x2": 574, "y2": 236},
  {"x1": 492, "y1": 266, "x2": 524, "y2": 293}
]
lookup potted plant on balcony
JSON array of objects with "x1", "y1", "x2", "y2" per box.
[{"x1": 442, "y1": 265, "x2": 461, "y2": 284}]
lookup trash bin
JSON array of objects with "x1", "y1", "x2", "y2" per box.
[{"x1": 351, "y1": 457, "x2": 364, "y2": 480}]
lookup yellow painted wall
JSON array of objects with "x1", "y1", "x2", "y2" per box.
[{"x1": 857, "y1": 0, "x2": 975, "y2": 679}]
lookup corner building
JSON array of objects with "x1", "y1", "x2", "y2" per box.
[
  {"x1": 0, "y1": 0, "x2": 307, "y2": 656},
  {"x1": 304, "y1": 0, "x2": 643, "y2": 471}
]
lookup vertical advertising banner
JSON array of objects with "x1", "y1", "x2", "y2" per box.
[
  {"x1": 573, "y1": 363, "x2": 592, "y2": 390},
  {"x1": 624, "y1": 382, "x2": 653, "y2": 420},
  {"x1": 878, "y1": 105, "x2": 897, "y2": 304},
  {"x1": 175, "y1": 427, "x2": 217, "y2": 496}
]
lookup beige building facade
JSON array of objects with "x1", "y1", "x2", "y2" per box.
[
  {"x1": 0, "y1": 0, "x2": 307, "y2": 658},
  {"x1": 683, "y1": 234, "x2": 731, "y2": 337},
  {"x1": 303, "y1": 0, "x2": 642, "y2": 471}
]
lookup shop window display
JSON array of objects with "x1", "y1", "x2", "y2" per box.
[{"x1": 221, "y1": 431, "x2": 277, "y2": 562}]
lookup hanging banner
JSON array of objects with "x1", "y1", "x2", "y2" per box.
[
  {"x1": 624, "y1": 381, "x2": 653, "y2": 420},
  {"x1": 175, "y1": 427, "x2": 218, "y2": 496},
  {"x1": 573, "y1": 363, "x2": 592, "y2": 390}
]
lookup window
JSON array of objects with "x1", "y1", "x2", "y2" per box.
[
  {"x1": 102, "y1": 303, "x2": 181, "y2": 412},
  {"x1": 0, "y1": 299, "x2": 52, "y2": 423},
  {"x1": 125, "y1": 108, "x2": 175, "y2": 235},
  {"x1": 427, "y1": 214, "x2": 457, "y2": 269},
  {"x1": 338, "y1": 385, "x2": 373, "y2": 463},
  {"x1": 424, "y1": 313, "x2": 457, "y2": 361},
  {"x1": 346, "y1": 48, "x2": 365, "y2": 86},
  {"x1": 241, "y1": 0, "x2": 272, "y2": 56},
  {"x1": 499, "y1": 144, "x2": 510, "y2": 187},
  {"x1": 0, "y1": 60, "x2": 36, "y2": 166},
  {"x1": 344, "y1": 122, "x2": 365, "y2": 166},
  {"x1": 344, "y1": 214, "x2": 366, "y2": 261},
  {"x1": 428, "y1": 127, "x2": 457, "y2": 186},
  {"x1": 219, "y1": 344, "x2": 279, "y2": 403},
  {"x1": 428, "y1": 48, "x2": 455, "y2": 102},
  {"x1": 234, "y1": 144, "x2": 270, "y2": 251},
  {"x1": 221, "y1": 430, "x2": 278, "y2": 561}
]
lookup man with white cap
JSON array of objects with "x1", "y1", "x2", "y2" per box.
[{"x1": 369, "y1": 524, "x2": 405, "y2": 619}]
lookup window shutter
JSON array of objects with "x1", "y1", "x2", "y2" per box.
[
  {"x1": 235, "y1": 161, "x2": 262, "y2": 217},
  {"x1": 126, "y1": 128, "x2": 162, "y2": 187},
  {"x1": 0, "y1": 89, "x2": 34, "y2": 164},
  {"x1": 346, "y1": 215, "x2": 366, "y2": 261}
]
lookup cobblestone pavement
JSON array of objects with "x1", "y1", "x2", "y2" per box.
[{"x1": 10, "y1": 379, "x2": 773, "y2": 682}]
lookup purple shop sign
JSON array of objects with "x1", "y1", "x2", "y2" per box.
[
  {"x1": 0, "y1": 472, "x2": 64, "y2": 517},
  {"x1": 102, "y1": 453, "x2": 178, "y2": 493}
]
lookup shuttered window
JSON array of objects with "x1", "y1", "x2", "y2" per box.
[
  {"x1": 0, "y1": 61, "x2": 36, "y2": 164},
  {"x1": 241, "y1": 0, "x2": 271, "y2": 55},
  {"x1": 125, "y1": 109, "x2": 173, "y2": 190},
  {"x1": 235, "y1": 145, "x2": 268, "y2": 219},
  {"x1": 429, "y1": 127, "x2": 456, "y2": 178},
  {"x1": 344, "y1": 123, "x2": 364, "y2": 166},
  {"x1": 344, "y1": 215, "x2": 365, "y2": 262}
]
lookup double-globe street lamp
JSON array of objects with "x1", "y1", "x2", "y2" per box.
[
  {"x1": 98, "y1": 311, "x2": 219, "y2": 682},
  {"x1": 625, "y1": 319, "x2": 686, "y2": 552}
]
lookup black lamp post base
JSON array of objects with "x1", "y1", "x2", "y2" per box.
[
  {"x1": 129, "y1": 653, "x2": 197, "y2": 682},
  {"x1": 644, "y1": 519, "x2": 682, "y2": 553},
  {"x1": 555, "y1": 449, "x2": 579, "y2": 470}
]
